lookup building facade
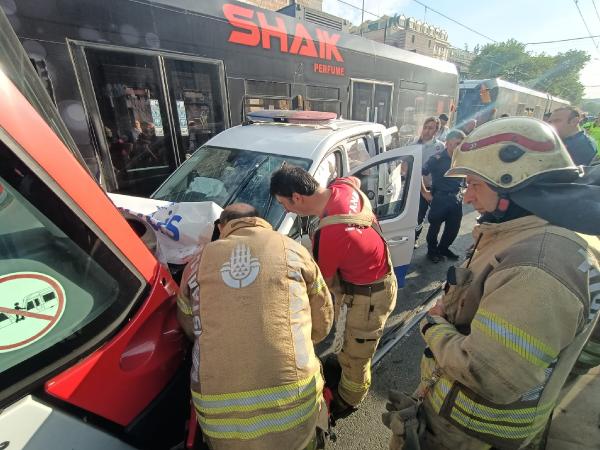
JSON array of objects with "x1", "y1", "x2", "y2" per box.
[
  {"x1": 351, "y1": 15, "x2": 449, "y2": 60},
  {"x1": 448, "y1": 46, "x2": 475, "y2": 80}
]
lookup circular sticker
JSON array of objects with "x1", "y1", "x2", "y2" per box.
[{"x1": 0, "y1": 272, "x2": 66, "y2": 352}]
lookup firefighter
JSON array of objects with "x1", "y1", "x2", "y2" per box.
[
  {"x1": 177, "y1": 203, "x2": 334, "y2": 450},
  {"x1": 382, "y1": 117, "x2": 600, "y2": 449},
  {"x1": 270, "y1": 168, "x2": 398, "y2": 419}
]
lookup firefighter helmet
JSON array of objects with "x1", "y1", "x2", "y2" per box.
[{"x1": 446, "y1": 117, "x2": 578, "y2": 190}]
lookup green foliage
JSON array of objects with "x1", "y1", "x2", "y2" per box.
[
  {"x1": 582, "y1": 100, "x2": 600, "y2": 115},
  {"x1": 469, "y1": 40, "x2": 590, "y2": 104}
]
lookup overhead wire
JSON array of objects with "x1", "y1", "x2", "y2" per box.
[
  {"x1": 592, "y1": 0, "x2": 600, "y2": 26},
  {"x1": 525, "y1": 34, "x2": 600, "y2": 45},
  {"x1": 573, "y1": 0, "x2": 600, "y2": 54}
]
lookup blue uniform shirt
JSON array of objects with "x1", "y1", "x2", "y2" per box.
[
  {"x1": 563, "y1": 131, "x2": 597, "y2": 165},
  {"x1": 422, "y1": 149, "x2": 462, "y2": 194}
]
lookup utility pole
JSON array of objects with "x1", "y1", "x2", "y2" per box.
[{"x1": 361, "y1": 0, "x2": 365, "y2": 36}]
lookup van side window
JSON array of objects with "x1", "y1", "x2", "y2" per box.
[{"x1": 346, "y1": 137, "x2": 371, "y2": 170}]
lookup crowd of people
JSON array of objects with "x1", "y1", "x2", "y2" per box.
[{"x1": 173, "y1": 110, "x2": 600, "y2": 450}]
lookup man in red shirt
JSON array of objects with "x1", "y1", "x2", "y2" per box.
[{"x1": 270, "y1": 166, "x2": 398, "y2": 418}]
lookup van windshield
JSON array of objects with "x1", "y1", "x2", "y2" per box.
[{"x1": 152, "y1": 146, "x2": 311, "y2": 227}]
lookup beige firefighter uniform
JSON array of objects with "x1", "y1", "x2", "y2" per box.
[
  {"x1": 413, "y1": 216, "x2": 600, "y2": 450},
  {"x1": 317, "y1": 181, "x2": 397, "y2": 407},
  {"x1": 177, "y1": 217, "x2": 334, "y2": 450}
]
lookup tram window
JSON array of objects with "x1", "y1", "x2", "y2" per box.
[
  {"x1": 245, "y1": 80, "x2": 290, "y2": 97},
  {"x1": 305, "y1": 100, "x2": 341, "y2": 115},
  {"x1": 0, "y1": 145, "x2": 142, "y2": 394},
  {"x1": 164, "y1": 58, "x2": 226, "y2": 155},
  {"x1": 244, "y1": 97, "x2": 290, "y2": 114},
  {"x1": 84, "y1": 48, "x2": 177, "y2": 196},
  {"x1": 307, "y1": 85, "x2": 339, "y2": 100},
  {"x1": 29, "y1": 58, "x2": 56, "y2": 105}
]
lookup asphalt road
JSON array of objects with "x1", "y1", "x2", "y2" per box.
[{"x1": 328, "y1": 205, "x2": 479, "y2": 450}]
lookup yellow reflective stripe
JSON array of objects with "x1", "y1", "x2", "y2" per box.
[
  {"x1": 193, "y1": 375, "x2": 317, "y2": 414},
  {"x1": 454, "y1": 391, "x2": 554, "y2": 424},
  {"x1": 450, "y1": 404, "x2": 548, "y2": 440},
  {"x1": 473, "y1": 309, "x2": 558, "y2": 368},
  {"x1": 340, "y1": 373, "x2": 370, "y2": 393},
  {"x1": 197, "y1": 395, "x2": 318, "y2": 440},
  {"x1": 424, "y1": 324, "x2": 456, "y2": 348},
  {"x1": 176, "y1": 294, "x2": 192, "y2": 316},
  {"x1": 309, "y1": 276, "x2": 327, "y2": 295}
]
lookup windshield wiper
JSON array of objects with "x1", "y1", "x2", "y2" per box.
[{"x1": 224, "y1": 156, "x2": 269, "y2": 206}]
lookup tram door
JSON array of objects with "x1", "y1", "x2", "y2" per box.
[
  {"x1": 350, "y1": 80, "x2": 393, "y2": 127},
  {"x1": 77, "y1": 46, "x2": 227, "y2": 196}
]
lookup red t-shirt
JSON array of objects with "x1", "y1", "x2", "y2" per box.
[{"x1": 314, "y1": 178, "x2": 389, "y2": 284}]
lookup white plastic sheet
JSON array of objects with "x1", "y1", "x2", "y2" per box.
[{"x1": 109, "y1": 193, "x2": 222, "y2": 265}]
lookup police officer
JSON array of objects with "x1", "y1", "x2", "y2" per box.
[
  {"x1": 382, "y1": 118, "x2": 600, "y2": 450},
  {"x1": 177, "y1": 203, "x2": 333, "y2": 450},
  {"x1": 421, "y1": 129, "x2": 465, "y2": 263}
]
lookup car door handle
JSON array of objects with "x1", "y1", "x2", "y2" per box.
[{"x1": 387, "y1": 236, "x2": 408, "y2": 246}]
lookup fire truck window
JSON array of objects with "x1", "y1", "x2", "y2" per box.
[
  {"x1": 346, "y1": 137, "x2": 371, "y2": 170},
  {"x1": 84, "y1": 48, "x2": 177, "y2": 196},
  {"x1": 353, "y1": 155, "x2": 414, "y2": 221},
  {"x1": 0, "y1": 145, "x2": 142, "y2": 393},
  {"x1": 164, "y1": 58, "x2": 226, "y2": 157}
]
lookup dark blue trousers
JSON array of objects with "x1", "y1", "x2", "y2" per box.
[{"x1": 426, "y1": 192, "x2": 462, "y2": 253}]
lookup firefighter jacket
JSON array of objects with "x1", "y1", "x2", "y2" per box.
[
  {"x1": 177, "y1": 217, "x2": 334, "y2": 450},
  {"x1": 419, "y1": 215, "x2": 600, "y2": 449}
]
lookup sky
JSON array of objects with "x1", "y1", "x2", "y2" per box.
[{"x1": 322, "y1": 0, "x2": 600, "y2": 99}]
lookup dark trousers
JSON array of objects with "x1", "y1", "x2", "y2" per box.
[
  {"x1": 415, "y1": 193, "x2": 430, "y2": 241},
  {"x1": 426, "y1": 192, "x2": 462, "y2": 253}
]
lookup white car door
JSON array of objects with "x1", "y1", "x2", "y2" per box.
[{"x1": 348, "y1": 144, "x2": 422, "y2": 286}]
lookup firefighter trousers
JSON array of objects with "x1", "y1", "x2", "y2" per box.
[{"x1": 336, "y1": 272, "x2": 397, "y2": 406}]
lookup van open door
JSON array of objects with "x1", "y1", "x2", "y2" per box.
[{"x1": 349, "y1": 144, "x2": 422, "y2": 286}]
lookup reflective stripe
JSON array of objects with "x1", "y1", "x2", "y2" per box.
[
  {"x1": 424, "y1": 323, "x2": 457, "y2": 348},
  {"x1": 176, "y1": 294, "x2": 192, "y2": 316},
  {"x1": 449, "y1": 404, "x2": 548, "y2": 440},
  {"x1": 473, "y1": 309, "x2": 558, "y2": 368},
  {"x1": 340, "y1": 373, "x2": 370, "y2": 393},
  {"x1": 197, "y1": 394, "x2": 318, "y2": 440},
  {"x1": 309, "y1": 276, "x2": 327, "y2": 295},
  {"x1": 426, "y1": 375, "x2": 552, "y2": 441},
  {"x1": 454, "y1": 391, "x2": 553, "y2": 424},
  {"x1": 427, "y1": 376, "x2": 452, "y2": 413},
  {"x1": 193, "y1": 374, "x2": 317, "y2": 415}
]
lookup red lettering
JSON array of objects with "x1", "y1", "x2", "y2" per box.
[
  {"x1": 290, "y1": 23, "x2": 318, "y2": 58},
  {"x1": 223, "y1": 4, "x2": 260, "y2": 47},
  {"x1": 256, "y1": 12, "x2": 288, "y2": 52},
  {"x1": 316, "y1": 29, "x2": 343, "y2": 62},
  {"x1": 313, "y1": 63, "x2": 319, "y2": 73}
]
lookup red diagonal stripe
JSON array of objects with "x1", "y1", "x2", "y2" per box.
[
  {"x1": 0, "y1": 306, "x2": 53, "y2": 321},
  {"x1": 461, "y1": 133, "x2": 554, "y2": 152}
]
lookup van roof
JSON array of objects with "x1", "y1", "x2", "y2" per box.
[{"x1": 206, "y1": 119, "x2": 387, "y2": 161}]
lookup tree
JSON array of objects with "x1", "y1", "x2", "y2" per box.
[{"x1": 469, "y1": 40, "x2": 590, "y2": 104}]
